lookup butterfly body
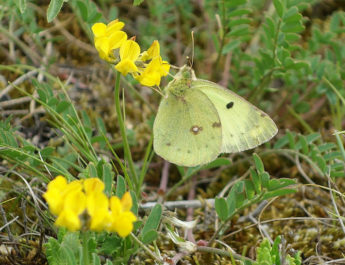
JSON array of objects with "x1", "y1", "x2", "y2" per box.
[{"x1": 153, "y1": 65, "x2": 278, "y2": 167}]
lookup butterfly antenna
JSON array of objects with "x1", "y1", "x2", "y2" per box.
[{"x1": 191, "y1": 31, "x2": 194, "y2": 68}]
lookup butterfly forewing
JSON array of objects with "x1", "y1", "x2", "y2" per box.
[
  {"x1": 193, "y1": 79, "x2": 278, "y2": 153},
  {"x1": 153, "y1": 88, "x2": 222, "y2": 167}
]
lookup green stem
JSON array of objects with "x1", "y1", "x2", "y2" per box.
[
  {"x1": 130, "y1": 233, "x2": 162, "y2": 263},
  {"x1": 81, "y1": 231, "x2": 90, "y2": 265},
  {"x1": 114, "y1": 71, "x2": 138, "y2": 188},
  {"x1": 286, "y1": 105, "x2": 314, "y2": 134},
  {"x1": 137, "y1": 135, "x2": 153, "y2": 197},
  {"x1": 322, "y1": 76, "x2": 345, "y2": 106}
]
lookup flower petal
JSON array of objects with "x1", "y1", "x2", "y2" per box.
[
  {"x1": 106, "y1": 19, "x2": 125, "y2": 34},
  {"x1": 115, "y1": 59, "x2": 138, "y2": 76},
  {"x1": 119, "y1": 40, "x2": 140, "y2": 61},
  {"x1": 92, "y1": 23, "x2": 107, "y2": 38}
]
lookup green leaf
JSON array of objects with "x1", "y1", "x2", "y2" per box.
[
  {"x1": 264, "y1": 17, "x2": 276, "y2": 39},
  {"x1": 281, "y1": 22, "x2": 304, "y2": 33},
  {"x1": 271, "y1": 236, "x2": 281, "y2": 265},
  {"x1": 228, "y1": 18, "x2": 251, "y2": 28},
  {"x1": 47, "y1": 97, "x2": 58, "y2": 107},
  {"x1": 228, "y1": 9, "x2": 251, "y2": 18},
  {"x1": 129, "y1": 190, "x2": 138, "y2": 215},
  {"x1": 228, "y1": 25, "x2": 249, "y2": 37},
  {"x1": 287, "y1": 131, "x2": 295, "y2": 149},
  {"x1": 298, "y1": 135, "x2": 309, "y2": 154},
  {"x1": 260, "y1": 172, "x2": 270, "y2": 188},
  {"x1": 76, "y1": 1, "x2": 88, "y2": 21},
  {"x1": 285, "y1": 32, "x2": 300, "y2": 42},
  {"x1": 47, "y1": 0, "x2": 65, "y2": 23},
  {"x1": 115, "y1": 175, "x2": 126, "y2": 198},
  {"x1": 253, "y1": 153, "x2": 265, "y2": 174},
  {"x1": 250, "y1": 168, "x2": 261, "y2": 193},
  {"x1": 215, "y1": 197, "x2": 228, "y2": 221},
  {"x1": 102, "y1": 163, "x2": 114, "y2": 196},
  {"x1": 283, "y1": 6, "x2": 298, "y2": 22},
  {"x1": 56, "y1": 101, "x2": 70, "y2": 113},
  {"x1": 273, "y1": 0, "x2": 284, "y2": 18},
  {"x1": 141, "y1": 204, "x2": 162, "y2": 236},
  {"x1": 105, "y1": 260, "x2": 114, "y2": 265},
  {"x1": 268, "y1": 178, "x2": 296, "y2": 191},
  {"x1": 201, "y1": 157, "x2": 231, "y2": 169},
  {"x1": 244, "y1": 179, "x2": 255, "y2": 200},
  {"x1": 92, "y1": 253, "x2": 101, "y2": 265},
  {"x1": 133, "y1": 0, "x2": 144, "y2": 6},
  {"x1": 263, "y1": 188, "x2": 296, "y2": 200},
  {"x1": 141, "y1": 230, "x2": 158, "y2": 244},
  {"x1": 226, "y1": 0, "x2": 246, "y2": 8},
  {"x1": 222, "y1": 40, "x2": 241, "y2": 54},
  {"x1": 41, "y1": 146, "x2": 55, "y2": 158},
  {"x1": 14, "y1": 0, "x2": 27, "y2": 13},
  {"x1": 306, "y1": 133, "x2": 320, "y2": 144}
]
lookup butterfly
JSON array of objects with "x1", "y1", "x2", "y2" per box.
[{"x1": 153, "y1": 65, "x2": 278, "y2": 167}]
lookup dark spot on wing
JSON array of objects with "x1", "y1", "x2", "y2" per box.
[
  {"x1": 212, "y1": 122, "x2": 221, "y2": 128},
  {"x1": 226, "y1": 102, "x2": 234, "y2": 109},
  {"x1": 205, "y1": 144, "x2": 208, "y2": 148},
  {"x1": 260, "y1": 113, "x2": 267, "y2": 117},
  {"x1": 187, "y1": 150, "x2": 191, "y2": 153},
  {"x1": 190, "y1": 125, "x2": 203, "y2": 135},
  {"x1": 166, "y1": 143, "x2": 171, "y2": 146}
]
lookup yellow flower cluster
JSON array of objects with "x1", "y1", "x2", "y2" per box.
[
  {"x1": 91, "y1": 19, "x2": 170, "y2": 87},
  {"x1": 43, "y1": 176, "x2": 137, "y2": 238}
]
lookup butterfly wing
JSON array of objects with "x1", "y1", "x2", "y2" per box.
[
  {"x1": 193, "y1": 79, "x2": 278, "y2": 153},
  {"x1": 153, "y1": 88, "x2": 222, "y2": 167}
]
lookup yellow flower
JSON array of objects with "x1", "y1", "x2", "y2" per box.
[
  {"x1": 92, "y1": 20, "x2": 127, "y2": 62},
  {"x1": 84, "y1": 178, "x2": 111, "y2": 231},
  {"x1": 44, "y1": 176, "x2": 137, "y2": 236},
  {"x1": 92, "y1": 20, "x2": 125, "y2": 38},
  {"x1": 43, "y1": 176, "x2": 83, "y2": 216},
  {"x1": 108, "y1": 192, "x2": 137, "y2": 237},
  {"x1": 140, "y1": 40, "x2": 160, "y2": 61},
  {"x1": 115, "y1": 40, "x2": 140, "y2": 76},
  {"x1": 43, "y1": 175, "x2": 67, "y2": 216},
  {"x1": 55, "y1": 189, "x2": 86, "y2": 231},
  {"x1": 86, "y1": 191, "x2": 110, "y2": 231},
  {"x1": 83, "y1": 178, "x2": 105, "y2": 195},
  {"x1": 136, "y1": 57, "x2": 170, "y2": 86}
]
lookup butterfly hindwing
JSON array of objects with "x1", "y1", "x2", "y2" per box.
[
  {"x1": 193, "y1": 79, "x2": 278, "y2": 153},
  {"x1": 153, "y1": 87, "x2": 222, "y2": 167}
]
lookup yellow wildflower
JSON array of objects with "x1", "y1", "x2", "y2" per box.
[
  {"x1": 136, "y1": 57, "x2": 170, "y2": 86},
  {"x1": 108, "y1": 192, "x2": 137, "y2": 237},
  {"x1": 140, "y1": 40, "x2": 160, "y2": 61},
  {"x1": 44, "y1": 176, "x2": 137, "y2": 237},
  {"x1": 43, "y1": 176, "x2": 83, "y2": 216},
  {"x1": 115, "y1": 40, "x2": 140, "y2": 76},
  {"x1": 92, "y1": 19, "x2": 127, "y2": 62},
  {"x1": 55, "y1": 189, "x2": 86, "y2": 231},
  {"x1": 84, "y1": 178, "x2": 111, "y2": 231}
]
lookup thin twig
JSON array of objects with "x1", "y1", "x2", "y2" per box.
[
  {"x1": 328, "y1": 176, "x2": 345, "y2": 235},
  {"x1": 197, "y1": 245, "x2": 254, "y2": 263},
  {"x1": 0, "y1": 96, "x2": 31, "y2": 108},
  {"x1": 140, "y1": 198, "x2": 215, "y2": 210},
  {"x1": 0, "y1": 69, "x2": 38, "y2": 99},
  {"x1": 0, "y1": 205, "x2": 20, "y2": 254}
]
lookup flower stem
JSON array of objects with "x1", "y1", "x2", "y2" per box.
[
  {"x1": 81, "y1": 231, "x2": 90, "y2": 265},
  {"x1": 114, "y1": 71, "x2": 138, "y2": 189}
]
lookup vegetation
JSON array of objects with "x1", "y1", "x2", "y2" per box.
[{"x1": 0, "y1": 0, "x2": 345, "y2": 264}]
